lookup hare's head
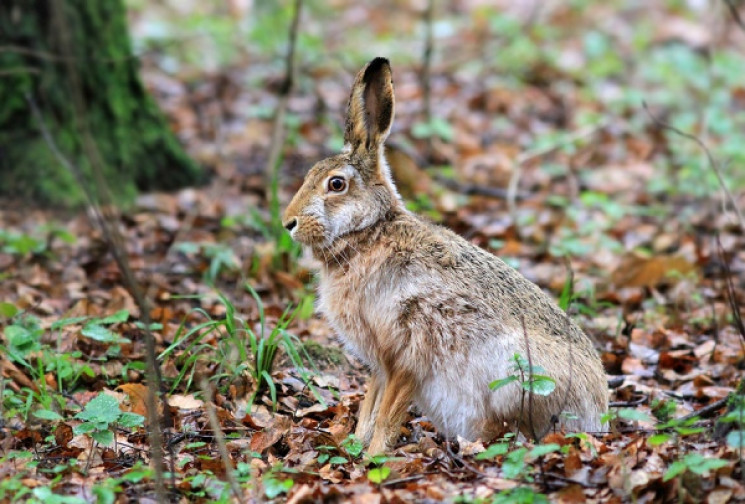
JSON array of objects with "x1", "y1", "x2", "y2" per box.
[{"x1": 283, "y1": 57, "x2": 401, "y2": 247}]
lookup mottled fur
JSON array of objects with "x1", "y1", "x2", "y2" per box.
[{"x1": 283, "y1": 58, "x2": 608, "y2": 453}]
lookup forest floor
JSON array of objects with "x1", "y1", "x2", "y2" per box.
[{"x1": 2, "y1": 1, "x2": 745, "y2": 502}]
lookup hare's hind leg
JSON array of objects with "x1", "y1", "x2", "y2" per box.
[
  {"x1": 355, "y1": 372, "x2": 383, "y2": 444},
  {"x1": 368, "y1": 372, "x2": 415, "y2": 454}
]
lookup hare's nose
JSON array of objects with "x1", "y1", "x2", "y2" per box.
[{"x1": 283, "y1": 218, "x2": 297, "y2": 232}]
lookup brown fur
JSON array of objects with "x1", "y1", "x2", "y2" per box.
[{"x1": 283, "y1": 58, "x2": 608, "y2": 454}]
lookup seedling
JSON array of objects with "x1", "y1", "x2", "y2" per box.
[{"x1": 73, "y1": 392, "x2": 144, "y2": 447}]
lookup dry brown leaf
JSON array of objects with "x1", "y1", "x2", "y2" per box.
[
  {"x1": 116, "y1": 383, "x2": 149, "y2": 417},
  {"x1": 611, "y1": 254, "x2": 695, "y2": 288}
]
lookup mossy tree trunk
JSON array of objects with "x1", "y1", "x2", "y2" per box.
[{"x1": 0, "y1": 1, "x2": 202, "y2": 206}]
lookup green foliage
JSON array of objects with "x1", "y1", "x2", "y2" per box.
[
  {"x1": 316, "y1": 445, "x2": 348, "y2": 465},
  {"x1": 159, "y1": 286, "x2": 320, "y2": 410},
  {"x1": 662, "y1": 453, "x2": 728, "y2": 482},
  {"x1": 341, "y1": 434, "x2": 364, "y2": 459},
  {"x1": 262, "y1": 469, "x2": 294, "y2": 499},
  {"x1": 490, "y1": 353, "x2": 556, "y2": 397},
  {"x1": 73, "y1": 392, "x2": 144, "y2": 446}
]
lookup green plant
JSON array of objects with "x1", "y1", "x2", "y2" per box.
[
  {"x1": 159, "y1": 287, "x2": 320, "y2": 410},
  {"x1": 262, "y1": 467, "x2": 294, "y2": 499},
  {"x1": 73, "y1": 392, "x2": 144, "y2": 446},
  {"x1": 662, "y1": 453, "x2": 728, "y2": 482},
  {"x1": 493, "y1": 487, "x2": 549, "y2": 504},
  {"x1": 341, "y1": 434, "x2": 364, "y2": 459},
  {"x1": 316, "y1": 445, "x2": 348, "y2": 465},
  {"x1": 490, "y1": 353, "x2": 556, "y2": 397}
]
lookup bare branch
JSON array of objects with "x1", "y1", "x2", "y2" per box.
[
  {"x1": 723, "y1": 0, "x2": 745, "y2": 32},
  {"x1": 521, "y1": 314, "x2": 539, "y2": 442},
  {"x1": 264, "y1": 0, "x2": 303, "y2": 180},
  {"x1": 200, "y1": 379, "x2": 244, "y2": 502},
  {"x1": 421, "y1": 0, "x2": 435, "y2": 160}
]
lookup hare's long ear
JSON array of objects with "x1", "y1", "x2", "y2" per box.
[{"x1": 344, "y1": 57, "x2": 395, "y2": 155}]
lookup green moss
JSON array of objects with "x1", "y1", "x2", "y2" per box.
[{"x1": 0, "y1": 0, "x2": 203, "y2": 206}]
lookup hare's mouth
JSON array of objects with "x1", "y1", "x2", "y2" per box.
[{"x1": 287, "y1": 216, "x2": 328, "y2": 246}]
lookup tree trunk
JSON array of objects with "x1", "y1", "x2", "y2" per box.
[{"x1": 0, "y1": 0, "x2": 202, "y2": 206}]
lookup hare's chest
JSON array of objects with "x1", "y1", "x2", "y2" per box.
[{"x1": 316, "y1": 270, "x2": 399, "y2": 369}]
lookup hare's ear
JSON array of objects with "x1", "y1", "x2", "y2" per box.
[{"x1": 344, "y1": 57, "x2": 395, "y2": 154}]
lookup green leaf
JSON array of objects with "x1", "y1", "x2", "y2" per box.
[
  {"x1": 33, "y1": 409, "x2": 64, "y2": 421},
  {"x1": 727, "y1": 430, "x2": 745, "y2": 449},
  {"x1": 51, "y1": 316, "x2": 89, "y2": 330},
  {"x1": 99, "y1": 310, "x2": 130, "y2": 325},
  {"x1": 329, "y1": 456, "x2": 348, "y2": 465},
  {"x1": 0, "y1": 302, "x2": 19, "y2": 318},
  {"x1": 92, "y1": 429, "x2": 115, "y2": 447},
  {"x1": 663, "y1": 460, "x2": 688, "y2": 482},
  {"x1": 617, "y1": 408, "x2": 654, "y2": 423},
  {"x1": 529, "y1": 443, "x2": 560, "y2": 458},
  {"x1": 523, "y1": 375, "x2": 556, "y2": 396},
  {"x1": 687, "y1": 455, "x2": 728, "y2": 476},
  {"x1": 73, "y1": 422, "x2": 97, "y2": 435},
  {"x1": 81, "y1": 323, "x2": 129, "y2": 343},
  {"x1": 476, "y1": 442, "x2": 510, "y2": 460},
  {"x1": 342, "y1": 434, "x2": 364, "y2": 458},
  {"x1": 263, "y1": 477, "x2": 293, "y2": 499},
  {"x1": 648, "y1": 433, "x2": 671, "y2": 446},
  {"x1": 75, "y1": 393, "x2": 121, "y2": 424},
  {"x1": 118, "y1": 412, "x2": 145, "y2": 429},
  {"x1": 367, "y1": 466, "x2": 391, "y2": 484},
  {"x1": 489, "y1": 375, "x2": 519, "y2": 391}
]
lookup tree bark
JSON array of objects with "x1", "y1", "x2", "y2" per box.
[{"x1": 0, "y1": 0, "x2": 202, "y2": 206}]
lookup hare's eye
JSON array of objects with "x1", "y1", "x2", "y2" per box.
[{"x1": 327, "y1": 176, "x2": 347, "y2": 192}]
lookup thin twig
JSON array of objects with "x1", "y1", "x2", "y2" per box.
[
  {"x1": 445, "y1": 439, "x2": 488, "y2": 478},
  {"x1": 723, "y1": 0, "x2": 745, "y2": 32},
  {"x1": 677, "y1": 397, "x2": 729, "y2": 423},
  {"x1": 521, "y1": 315, "x2": 539, "y2": 442},
  {"x1": 200, "y1": 379, "x2": 244, "y2": 502},
  {"x1": 263, "y1": 0, "x2": 303, "y2": 181},
  {"x1": 643, "y1": 101, "x2": 744, "y2": 232},
  {"x1": 34, "y1": 4, "x2": 171, "y2": 498},
  {"x1": 421, "y1": 0, "x2": 435, "y2": 160}
]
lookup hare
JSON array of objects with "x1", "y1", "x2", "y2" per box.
[{"x1": 282, "y1": 57, "x2": 608, "y2": 454}]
